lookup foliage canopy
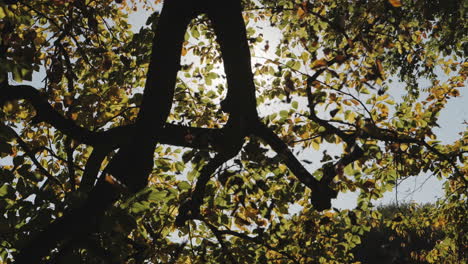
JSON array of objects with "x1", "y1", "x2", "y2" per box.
[{"x1": 0, "y1": 0, "x2": 466, "y2": 263}]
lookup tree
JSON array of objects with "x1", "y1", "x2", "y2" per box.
[
  {"x1": 0, "y1": 0, "x2": 466, "y2": 263},
  {"x1": 353, "y1": 203, "x2": 458, "y2": 264}
]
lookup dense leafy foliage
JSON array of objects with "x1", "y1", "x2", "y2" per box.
[
  {"x1": 354, "y1": 203, "x2": 466, "y2": 263},
  {"x1": 0, "y1": 0, "x2": 466, "y2": 263}
]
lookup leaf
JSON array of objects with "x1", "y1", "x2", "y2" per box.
[
  {"x1": 388, "y1": 0, "x2": 402, "y2": 7},
  {"x1": 292, "y1": 101, "x2": 298, "y2": 109},
  {"x1": 297, "y1": 7, "x2": 306, "y2": 19},
  {"x1": 148, "y1": 190, "x2": 167, "y2": 202},
  {"x1": 177, "y1": 181, "x2": 191, "y2": 190},
  {"x1": 187, "y1": 170, "x2": 198, "y2": 181},
  {"x1": 191, "y1": 27, "x2": 200, "y2": 39},
  {"x1": 312, "y1": 59, "x2": 328, "y2": 69},
  {"x1": 0, "y1": 7, "x2": 6, "y2": 19},
  {"x1": 400, "y1": 143, "x2": 408, "y2": 151},
  {"x1": 12, "y1": 66, "x2": 23, "y2": 82},
  {"x1": 279, "y1": 110, "x2": 288, "y2": 118},
  {"x1": 131, "y1": 201, "x2": 150, "y2": 214},
  {"x1": 311, "y1": 139, "x2": 320, "y2": 150},
  {"x1": 244, "y1": 207, "x2": 258, "y2": 219},
  {"x1": 292, "y1": 61, "x2": 301, "y2": 71},
  {"x1": 0, "y1": 184, "x2": 14, "y2": 198},
  {"x1": 335, "y1": 55, "x2": 346, "y2": 63},
  {"x1": 376, "y1": 59, "x2": 384, "y2": 74},
  {"x1": 70, "y1": 112, "x2": 78, "y2": 120}
]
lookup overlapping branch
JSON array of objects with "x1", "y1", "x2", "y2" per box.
[{"x1": 9, "y1": 0, "x2": 462, "y2": 262}]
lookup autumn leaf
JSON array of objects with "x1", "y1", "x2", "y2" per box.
[
  {"x1": 388, "y1": 0, "x2": 402, "y2": 7},
  {"x1": 312, "y1": 59, "x2": 328, "y2": 69},
  {"x1": 297, "y1": 7, "x2": 306, "y2": 19},
  {"x1": 376, "y1": 59, "x2": 384, "y2": 75},
  {"x1": 335, "y1": 55, "x2": 346, "y2": 63},
  {"x1": 70, "y1": 112, "x2": 78, "y2": 120}
]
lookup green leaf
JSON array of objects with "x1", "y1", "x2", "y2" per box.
[
  {"x1": 192, "y1": 27, "x2": 200, "y2": 39},
  {"x1": 0, "y1": 184, "x2": 14, "y2": 198},
  {"x1": 279, "y1": 110, "x2": 288, "y2": 118},
  {"x1": 148, "y1": 190, "x2": 167, "y2": 202},
  {"x1": 0, "y1": 7, "x2": 6, "y2": 19},
  {"x1": 177, "y1": 181, "x2": 191, "y2": 190},
  {"x1": 187, "y1": 170, "x2": 198, "y2": 181},
  {"x1": 291, "y1": 101, "x2": 298, "y2": 109},
  {"x1": 131, "y1": 201, "x2": 150, "y2": 214}
]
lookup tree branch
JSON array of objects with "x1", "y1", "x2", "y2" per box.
[
  {"x1": 78, "y1": 146, "x2": 109, "y2": 192},
  {"x1": 13, "y1": 130, "x2": 64, "y2": 189},
  {"x1": 0, "y1": 84, "x2": 96, "y2": 145},
  {"x1": 0, "y1": 84, "x2": 226, "y2": 150},
  {"x1": 205, "y1": 222, "x2": 238, "y2": 264},
  {"x1": 203, "y1": 220, "x2": 300, "y2": 264},
  {"x1": 176, "y1": 154, "x2": 233, "y2": 226}
]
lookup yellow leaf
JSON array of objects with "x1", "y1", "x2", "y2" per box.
[
  {"x1": 26, "y1": 131, "x2": 34, "y2": 138},
  {"x1": 346, "y1": 111, "x2": 356, "y2": 123},
  {"x1": 388, "y1": 0, "x2": 402, "y2": 7},
  {"x1": 406, "y1": 54, "x2": 413, "y2": 63},
  {"x1": 324, "y1": 211, "x2": 335, "y2": 218},
  {"x1": 3, "y1": 102, "x2": 14, "y2": 112},
  {"x1": 297, "y1": 7, "x2": 305, "y2": 19},
  {"x1": 343, "y1": 100, "x2": 352, "y2": 106},
  {"x1": 17, "y1": 111, "x2": 29, "y2": 119},
  {"x1": 244, "y1": 207, "x2": 258, "y2": 219},
  {"x1": 279, "y1": 163, "x2": 287, "y2": 172},
  {"x1": 400, "y1": 143, "x2": 408, "y2": 151},
  {"x1": 181, "y1": 47, "x2": 187, "y2": 56},
  {"x1": 312, "y1": 139, "x2": 320, "y2": 150}
]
